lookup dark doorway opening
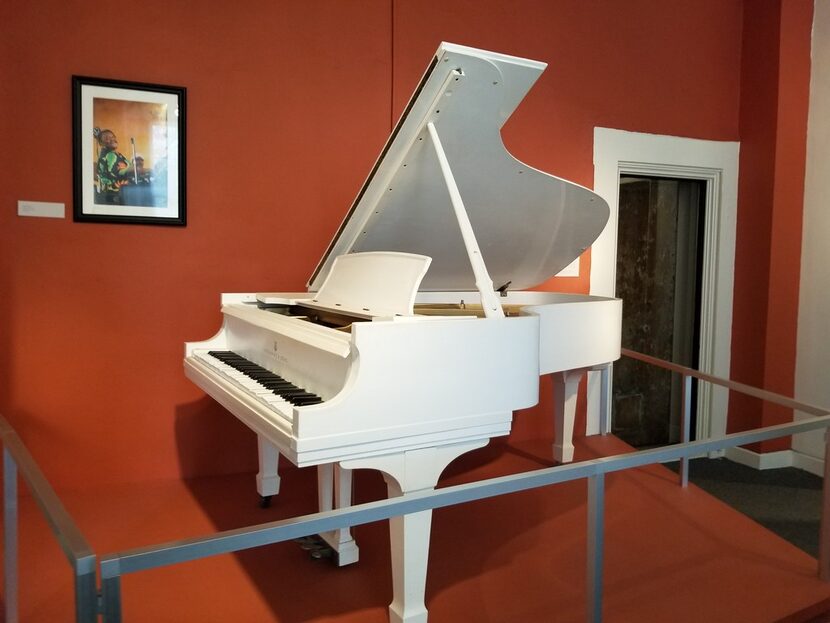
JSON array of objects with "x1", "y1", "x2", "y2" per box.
[{"x1": 612, "y1": 176, "x2": 706, "y2": 448}]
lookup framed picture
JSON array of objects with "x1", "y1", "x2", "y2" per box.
[{"x1": 72, "y1": 76, "x2": 186, "y2": 226}]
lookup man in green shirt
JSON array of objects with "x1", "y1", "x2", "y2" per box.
[{"x1": 95, "y1": 129, "x2": 133, "y2": 205}]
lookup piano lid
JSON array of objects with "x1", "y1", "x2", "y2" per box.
[{"x1": 308, "y1": 42, "x2": 609, "y2": 293}]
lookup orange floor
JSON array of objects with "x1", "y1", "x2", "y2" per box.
[{"x1": 6, "y1": 435, "x2": 830, "y2": 622}]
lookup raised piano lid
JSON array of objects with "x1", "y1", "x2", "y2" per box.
[{"x1": 307, "y1": 42, "x2": 610, "y2": 294}]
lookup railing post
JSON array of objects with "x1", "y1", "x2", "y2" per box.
[
  {"x1": 586, "y1": 472, "x2": 605, "y2": 623},
  {"x1": 820, "y1": 429, "x2": 830, "y2": 580},
  {"x1": 680, "y1": 374, "x2": 692, "y2": 487},
  {"x1": 599, "y1": 365, "x2": 612, "y2": 435},
  {"x1": 101, "y1": 557, "x2": 123, "y2": 623},
  {"x1": 75, "y1": 556, "x2": 99, "y2": 623},
  {"x1": 4, "y1": 447, "x2": 19, "y2": 623}
]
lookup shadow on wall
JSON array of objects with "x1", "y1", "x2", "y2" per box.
[{"x1": 173, "y1": 396, "x2": 260, "y2": 480}]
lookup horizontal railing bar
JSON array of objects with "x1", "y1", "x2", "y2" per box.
[
  {"x1": 622, "y1": 348, "x2": 828, "y2": 416},
  {"x1": 0, "y1": 415, "x2": 95, "y2": 572},
  {"x1": 100, "y1": 411, "x2": 830, "y2": 578}
]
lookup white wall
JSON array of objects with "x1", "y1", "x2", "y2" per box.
[{"x1": 793, "y1": 1, "x2": 830, "y2": 461}]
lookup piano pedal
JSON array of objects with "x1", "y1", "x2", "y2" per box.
[
  {"x1": 259, "y1": 495, "x2": 272, "y2": 509},
  {"x1": 294, "y1": 535, "x2": 322, "y2": 550},
  {"x1": 294, "y1": 534, "x2": 335, "y2": 561},
  {"x1": 310, "y1": 546, "x2": 334, "y2": 560}
]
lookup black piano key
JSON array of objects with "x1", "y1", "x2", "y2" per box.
[
  {"x1": 262, "y1": 380, "x2": 295, "y2": 388},
  {"x1": 282, "y1": 392, "x2": 312, "y2": 400},
  {"x1": 266, "y1": 378, "x2": 298, "y2": 389},
  {"x1": 258, "y1": 373, "x2": 284, "y2": 381},
  {"x1": 249, "y1": 373, "x2": 293, "y2": 387},
  {"x1": 279, "y1": 395, "x2": 315, "y2": 404},
  {"x1": 257, "y1": 380, "x2": 287, "y2": 388},
  {"x1": 222, "y1": 361, "x2": 249, "y2": 368},
  {"x1": 274, "y1": 389, "x2": 307, "y2": 397},
  {"x1": 254, "y1": 373, "x2": 287, "y2": 382},
  {"x1": 249, "y1": 374, "x2": 286, "y2": 385},
  {"x1": 274, "y1": 389, "x2": 323, "y2": 404},
  {"x1": 217, "y1": 357, "x2": 249, "y2": 365},
  {"x1": 294, "y1": 398, "x2": 320, "y2": 406},
  {"x1": 292, "y1": 394, "x2": 319, "y2": 403},
  {"x1": 269, "y1": 387, "x2": 318, "y2": 399},
  {"x1": 284, "y1": 395, "x2": 314, "y2": 404},
  {"x1": 248, "y1": 371, "x2": 278, "y2": 380},
  {"x1": 291, "y1": 397, "x2": 323, "y2": 406}
]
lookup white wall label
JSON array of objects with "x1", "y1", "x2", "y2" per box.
[{"x1": 17, "y1": 201, "x2": 65, "y2": 219}]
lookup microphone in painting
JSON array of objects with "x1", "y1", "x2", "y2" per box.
[{"x1": 130, "y1": 137, "x2": 139, "y2": 185}]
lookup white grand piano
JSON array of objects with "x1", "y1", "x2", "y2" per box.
[{"x1": 185, "y1": 43, "x2": 621, "y2": 623}]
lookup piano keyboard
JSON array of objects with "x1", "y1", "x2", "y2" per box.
[{"x1": 195, "y1": 350, "x2": 324, "y2": 410}]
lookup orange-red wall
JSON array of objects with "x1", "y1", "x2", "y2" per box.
[
  {"x1": 1, "y1": 0, "x2": 395, "y2": 489},
  {"x1": 1, "y1": 1, "x2": 758, "y2": 490},
  {"x1": 727, "y1": 0, "x2": 812, "y2": 450},
  {"x1": 759, "y1": 1, "x2": 812, "y2": 449}
]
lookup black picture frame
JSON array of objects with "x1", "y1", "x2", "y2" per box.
[{"x1": 72, "y1": 76, "x2": 186, "y2": 226}]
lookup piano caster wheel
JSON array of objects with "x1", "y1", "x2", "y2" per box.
[
  {"x1": 259, "y1": 495, "x2": 272, "y2": 509},
  {"x1": 294, "y1": 535, "x2": 335, "y2": 562}
]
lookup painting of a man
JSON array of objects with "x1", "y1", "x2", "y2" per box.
[{"x1": 92, "y1": 98, "x2": 167, "y2": 207}]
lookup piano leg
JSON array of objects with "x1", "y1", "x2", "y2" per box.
[
  {"x1": 256, "y1": 435, "x2": 280, "y2": 506},
  {"x1": 552, "y1": 369, "x2": 586, "y2": 463},
  {"x1": 343, "y1": 439, "x2": 487, "y2": 623},
  {"x1": 317, "y1": 464, "x2": 360, "y2": 566},
  {"x1": 384, "y1": 476, "x2": 432, "y2": 623}
]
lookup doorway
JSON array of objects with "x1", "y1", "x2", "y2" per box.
[
  {"x1": 612, "y1": 176, "x2": 706, "y2": 447},
  {"x1": 591, "y1": 127, "x2": 740, "y2": 443}
]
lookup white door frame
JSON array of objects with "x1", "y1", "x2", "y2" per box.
[{"x1": 587, "y1": 128, "x2": 740, "y2": 443}]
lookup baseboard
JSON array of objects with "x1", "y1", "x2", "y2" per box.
[
  {"x1": 724, "y1": 446, "x2": 825, "y2": 476},
  {"x1": 791, "y1": 451, "x2": 825, "y2": 477},
  {"x1": 724, "y1": 446, "x2": 793, "y2": 470}
]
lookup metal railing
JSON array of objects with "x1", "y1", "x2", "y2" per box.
[
  {"x1": 97, "y1": 351, "x2": 830, "y2": 623},
  {"x1": 3, "y1": 350, "x2": 830, "y2": 622},
  {"x1": 621, "y1": 347, "x2": 830, "y2": 485},
  {"x1": 96, "y1": 410, "x2": 830, "y2": 622},
  {"x1": 0, "y1": 416, "x2": 98, "y2": 623}
]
